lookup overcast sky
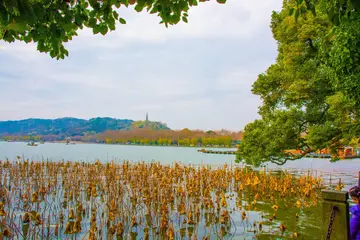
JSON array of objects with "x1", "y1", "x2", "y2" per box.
[{"x1": 0, "y1": 0, "x2": 282, "y2": 131}]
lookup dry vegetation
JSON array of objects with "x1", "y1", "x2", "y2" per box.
[{"x1": 0, "y1": 158, "x2": 324, "y2": 239}]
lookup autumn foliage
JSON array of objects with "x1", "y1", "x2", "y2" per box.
[
  {"x1": 2, "y1": 128, "x2": 243, "y2": 147},
  {"x1": 86, "y1": 128, "x2": 243, "y2": 147}
]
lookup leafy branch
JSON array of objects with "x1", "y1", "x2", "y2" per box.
[{"x1": 0, "y1": 0, "x2": 226, "y2": 59}]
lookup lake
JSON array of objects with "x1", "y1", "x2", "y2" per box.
[
  {"x1": 0, "y1": 141, "x2": 359, "y2": 239},
  {"x1": 0, "y1": 141, "x2": 359, "y2": 189}
]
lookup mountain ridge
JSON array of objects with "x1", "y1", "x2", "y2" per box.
[{"x1": 0, "y1": 117, "x2": 169, "y2": 137}]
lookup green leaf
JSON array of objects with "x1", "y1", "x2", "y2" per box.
[
  {"x1": 182, "y1": 16, "x2": 188, "y2": 23},
  {"x1": 300, "y1": 5, "x2": 307, "y2": 13},
  {"x1": 113, "y1": 11, "x2": 119, "y2": 20},
  {"x1": 75, "y1": 15, "x2": 83, "y2": 25},
  {"x1": 135, "y1": 4, "x2": 144, "y2": 12},
  {"x1": 62, "y1": 23, "x2": 75, "y2": 31},
  {"x1": 37, "y1": 40, "x2": 45, "y2": 52},
  {"x1": 93, "y1": 25, "x2": 101, "y2": 34},
  {"x1": 89, "y1": 11, "x2": 96, "y2": 18},
  {"x1": 89, "y1": 18, "x2": 97, "y2": 28},
  {"x1": 100, "y1": 25, "x2": 108, "y2": 35},
  {"x1": 50, "y1": 50, "x2": 57, "y2": 58},
  {"x1": 150, "y1": 7, "x2": 157, "y2": 14},
  {"x1": 3, "y1": 31, "x2": 15, "y2": 42},
  {"x1": 119, "y1": 18, "x2": 126, "y2": 24},
  {"x1": 7, "y1": 22, "x2": 27, "y2": 32},
  {"x1": 30, "y1": 30, "x2": 40, "y2": 42},
  {"x1": 289, "y1": 8, "x2": 295, "y2": 16},
  {"x1": 115, "y1": 2, "x2": 121, "y2": 8},
  {"x1": 24, "y1": 34, "x2": 32, "y2": 43},
  {"x1": 38, "y1": 25, "x2": 46, "y2": 34},
  {"x1": 109, "y1": 23, "x2": 116, "y2": 31},
  {"x1": 89, "y1": 0, "x2": 98, "y2": 9}
]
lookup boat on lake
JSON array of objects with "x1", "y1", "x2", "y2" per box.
[{"x1": 27, "y1": 141, "x2": 38, "y2": 146}]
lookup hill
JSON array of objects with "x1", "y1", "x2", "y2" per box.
[
  {"x1": 0, "y1": 117, "x2": 134, "y2": 137},
  {"x1": 0, "y1": 117, "x2": 242, "y2": 147},
  {"x1": 132, "y1": 120, "x2": 170, "y2": 130}
]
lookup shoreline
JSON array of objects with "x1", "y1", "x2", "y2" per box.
[{"x1": 1, "y1": 140, "x2": 237, "y2": 149}]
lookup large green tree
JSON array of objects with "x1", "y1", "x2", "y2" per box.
[
  {"x1": 236, "y1": 0, "x2": 360, "y2": 166},
  {"x1": 0, "y1": 0, "x2": 226, "y2": 59}
]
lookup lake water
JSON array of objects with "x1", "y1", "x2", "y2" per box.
[
  {"x1": 1, "y1": 141, "x2": 359, "y2": 189},
  {"x1": 0, "y1": 141, "x2": 236, "y2": 165}
]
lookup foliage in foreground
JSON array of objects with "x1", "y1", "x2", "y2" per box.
[
  {"x1": 0, "y1": 0, "x2": 226, "y2": 59},
  {"x1": 1, "y1": 0, "x2": 359, "y2": 59},
  {"x1": 237, "y1": 0, "x2": 360, "y2": 166},
  {"x1": 289, "y1": 0, "x2": 360, "y2": 24},
  {"x1": 0, "y1": 158, "x2": 323, "y2": 239}
]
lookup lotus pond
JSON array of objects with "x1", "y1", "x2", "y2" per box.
[{"x1": 0, "y1": 142, "x2": 358, "y2": 239}]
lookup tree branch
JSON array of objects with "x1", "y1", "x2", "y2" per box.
[{"x1": 269, "y1": 148, "x2": 312, "y2": 165}]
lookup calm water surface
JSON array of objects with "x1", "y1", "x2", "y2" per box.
[{"x1": 0, "y1": 141, "x2": 358, "y2": 183}]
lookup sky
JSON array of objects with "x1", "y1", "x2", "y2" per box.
[{"x1": 0, "y1": 0, "x2": 282, "y2": 131}]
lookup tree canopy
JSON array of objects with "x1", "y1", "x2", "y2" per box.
[
  {"x1": 236, "y1": 0, "x2": 360, "y2": 166},
  {"x1": 1, "y1": 0, "x2": 359, "y2": 59},
  {"x1": 290, "y1": 0, "x2": 360, "y2": 24},
  {"x1": 0, "y1": 0, "x2": 226, "y2": 59}
]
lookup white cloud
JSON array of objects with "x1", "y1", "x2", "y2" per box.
[
  {"x1": 68, "y1": 0, "x2": 281, "y2": 48},
  {"x1": 0, "y1": 0, "x2": 282, "y2": 130},
  {"x1": 216, "y1": 69, "x2": 258, "y2": 92}
]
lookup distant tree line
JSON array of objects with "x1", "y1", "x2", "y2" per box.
[
  {"x1": 2, "y1": 128, "x2": 243, "y2": 148},
  {"x1": 2, "y1": 135, "x2": 42, "y2": 141},
  {"x1": 85, "y1": 128, "x2": 242, "y2": 147}
]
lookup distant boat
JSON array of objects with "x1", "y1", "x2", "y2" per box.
[{"x1": 27, "y1": 141, "x2": 38, "y2": 146}]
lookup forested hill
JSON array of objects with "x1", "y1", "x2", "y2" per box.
[{"x1": 0, "y1": 117, "x2": 136, "y2": 136}]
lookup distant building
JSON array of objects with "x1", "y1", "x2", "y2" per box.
[{"x1": 145, "y1": 112, "x2": 149, "y2": 126}]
